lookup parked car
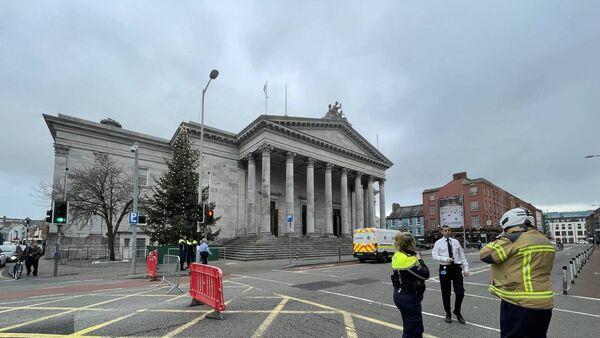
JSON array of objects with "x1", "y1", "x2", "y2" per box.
[
  {"x1": 577, "y1": 240, "x2": 588, "y2": 244},
  {"x1": 0, "y1": 243, "x2": 26, "y2": 263}
]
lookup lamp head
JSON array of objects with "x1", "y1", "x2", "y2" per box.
[
  {"x1": 209, "y1": 69, "x2": 219, "y2": 80},
  {"x1": 130, "y1": 144, "x2": 138, "y2": 152}
]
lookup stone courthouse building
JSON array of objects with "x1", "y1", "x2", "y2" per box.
[{"x1": 44, "y1": 104, "x2": 393, "y2": 250}]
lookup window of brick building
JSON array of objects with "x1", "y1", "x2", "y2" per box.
[
  {"x1": 470, "y1": 186, "x2": 477, "y2": 196},
  {"x1": 429, "y1": 206, "x2": 436, "y2": 215},
  {"x1": 471, "y1": 201, "x2": 478, "y2": 212},
  {"x1": 472, "y1": 216, "x2": 480, "y2": 227},
  {"x1": 429, "y1": 193, "x2": 435, "y2": 201}
]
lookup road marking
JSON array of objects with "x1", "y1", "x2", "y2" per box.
[
  {"x1": 0, "y1": 294, "x2": 84, "y2": 314},
  {"x1": 162, "y1": 287, "x2": 252, "y2": 338},
  {"x1": 145, "y1": 309, "x2": 337, "y2": 314},
  {"x1": 0, "y1": 288, "x2": 157, "y2": 332},
  {"x1": 165, "y1": 293, "x2": 188, "y2": 303},
  {"x1": 232, "y1": 274, "x2": 293, "y2": 286},
  {"x1": 273, "y1": 292, "x2": 438, "y2": 338},
  {"x1": 0, "y1": 306, "x2": 111, "y2": 312},
  {"x1": 251, "y1": 297, "x2": 289, "y2": 337},
  {"x1": 0, "y1": 333, "x2": 101, "y2": 338},
  {"x1": 342, "y1": 312, "x2": 358, "y2": 338},
  {"x1": 562, "y1": 294, "x2": 600, "y2": 302},
  {"x1": 318, "y1": 289, "x2": 500, "y2": 333},
  {"x1": 70, "y1": 312, "x2": 137, "y2": 336}
]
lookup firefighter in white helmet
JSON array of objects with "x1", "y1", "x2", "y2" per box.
[{"x1": 480, "y1": 208, "x2": 555, "y2": 338}]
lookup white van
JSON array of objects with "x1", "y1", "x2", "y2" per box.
[{"x1": 353, "y1": 228, "x2": 399, "y2": 263}]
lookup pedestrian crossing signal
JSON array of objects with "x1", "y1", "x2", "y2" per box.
[
  {"x1": 45, "y1": 209, "x2": 52, "y2": 223},
  {"x1": 53, "y1": 201, "x2": 68, "y2": 224}
]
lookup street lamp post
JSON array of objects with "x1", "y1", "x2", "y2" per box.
[
  {"x1": 197, "y1": 69, "x2": 219, "y2": 237},
  {"x1": 585, "y1": 155, "x2": 600, "y2": 244},
  {"x1": 130, "y1": 142, "x2": 139, "y2": 276}
]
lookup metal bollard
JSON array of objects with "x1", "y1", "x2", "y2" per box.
[
  {"x1": 296, "y1": 248, "x2": 299, "y2": 261},
  {"x1": 339, "y1": 247, "x2": 341, "y2": 262},
  {"x1": 562, "y1": 266, "x2": 568, "y2": 295},
  {"x1": 571, "y1": 259, "x2": 577, "y2": 281}
]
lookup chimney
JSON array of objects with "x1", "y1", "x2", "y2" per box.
[
  {"x1": 392, "y1": 203, "x2": 401, "y2": 213},
  {"x1": 453, "y1": 172, "x2": 467, "y2": 180}
]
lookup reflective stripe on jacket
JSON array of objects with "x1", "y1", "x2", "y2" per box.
[{"x1": 479, "y1": 228, "x2": 555, "y2": 309}]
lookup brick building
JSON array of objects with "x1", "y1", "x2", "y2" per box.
[{"x1": 422, "y1": 172, "x2": 541, "y2": 243}]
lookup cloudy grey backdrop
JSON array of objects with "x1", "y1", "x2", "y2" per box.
[{"x1": 1, "y1": 0, "x2": 599, "y2": 220}]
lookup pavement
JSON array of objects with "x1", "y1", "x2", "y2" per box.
[
  {"x1": 0, "y1": 244, "x2": 598, "y2": 337},
  {"x1": 567, "y1": 244, "x2": 600, "y2": 298}
]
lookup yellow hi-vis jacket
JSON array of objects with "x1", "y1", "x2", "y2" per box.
[
  {"x1": 392, "y1": 251, "x2": 419, "y2": 270},
  {"x1": 479, "y1": 228, "x2": 555, "y2": 310}
]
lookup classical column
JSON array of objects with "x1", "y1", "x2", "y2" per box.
[
  {"x1": 285, "y1": 151, "x2": 295, "y2": 234},
  {"x1": 367, "y1": 175, "x2": 375, "y2": 227},
  {"x1": 325, "y1": 162, "x2": 334, "y2": 236},
  {"x1": 351, "y1": 189, "x2": 356, "y2": 231},
  {"x1": 379, "y1": 178, "x2": 386, "y2": 228},
  {"x1": 306, "y1": 157, "x2": 315, "y2": 236},
  {"x1": 260, "y1": 144, "x2": 273, "y2": 235},
  {"x1": 237, "y1": 161, "x2": 247, "y2": 235},
  {"x1": 341, "y1": 168, "x2": 350, "y2": 237},
  {"x1": 246, "y1": 154, "x2": 256, "y2": 235},
  {"x1": 354, "y1": 172, "x2": 363, "y2": 228}
]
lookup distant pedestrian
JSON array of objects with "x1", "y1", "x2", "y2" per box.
[
  {"x1": 480, "y1": 208, "x2": 554, "y2": 338},
  {"x1": 197, "y1": 239, "x2": 211, "y2": 265},
  {"x1": 432, "y1": 225, "x2": 469, "y2": 324},
  {"x1": 391, "y1": 232, "x2": 430, "y2": 338},
  {"x1": 23, "y1": 241, "x2": 42, "y2": 276},
  {"x1": 178, "y1": 238, "x2": 187, "y2": 271},
  {"x1": 477, "y1": 239, "x2": 482, "y2": 250}
]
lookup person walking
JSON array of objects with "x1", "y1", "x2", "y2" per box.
[
  {"x1": 391, "y1": 232, "x2": 430, "y2": 338},
  {"x1": 477, "y1": 239, "x2": 482, "y2": 250},
  {"x1": 177, "y1": 237, "x2": 187, "y2": 271},
  {"x1": 480, "y1": 208, "x2": 555, "y2": 338},
  {"x1": 432, "y1": 225, "x2": 469, "y2": 324},
  {"x1": 23, "y1": 241, "x2": 43, "y2": 276},
  {"x1": 197, "y1": 239, "x2": 211, "y2": 265}
]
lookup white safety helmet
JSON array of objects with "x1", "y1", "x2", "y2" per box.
[{"x1": 499, "y1": 208, "x2": 534, "y2": 230}]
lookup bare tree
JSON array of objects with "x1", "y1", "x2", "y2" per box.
[{"x1": 63, "y1": 154, "x2": 132, "y2": 260}]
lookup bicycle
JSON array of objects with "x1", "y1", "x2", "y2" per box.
[{"x1": 11, "y1": 256, "x2": 23, "y2": 280}]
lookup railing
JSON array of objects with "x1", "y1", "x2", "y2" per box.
[
  {"x1": 59, "y1": 245, "x2": 147, "y2": 266},
  {"x1": 155, "y1": 254, "x2": 184, "y2": 294}
]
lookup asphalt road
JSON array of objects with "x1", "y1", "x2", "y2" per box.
[{"x1": 0, "y1": 244, "x2": 597, "y2": 337}]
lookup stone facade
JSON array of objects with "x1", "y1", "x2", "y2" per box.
[{"x1": 44, "y1": 111, "x2": 393, "y2": 246}]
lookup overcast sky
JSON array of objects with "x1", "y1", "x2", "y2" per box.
[{"x1": 1, "y1": 1, "x2": 599, "y2": 220}]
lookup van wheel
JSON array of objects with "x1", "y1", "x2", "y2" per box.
[
  {"x1": 358, "y1": 258, "x2": 366, "y2": 263},
  {"x1": 381, "y1": 252, "x2": 389, "y2": 263}
]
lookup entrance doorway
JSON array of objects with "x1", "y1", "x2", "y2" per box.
[
  {"x1": 301, "y1": 205, "x2": 307, "y2": 236},
  {"x1": 333, "y1": 209, "x2": 341, "y2": 237},
  {"x1": 270, "y1": 201, "x2": 279, "y2": 237}
]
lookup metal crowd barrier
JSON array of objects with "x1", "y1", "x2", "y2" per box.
[{"x1": 155, "y1": 254, "x2": 184, "y2": 294}]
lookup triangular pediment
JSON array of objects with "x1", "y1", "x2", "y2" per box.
[
  {"x1": 259, "y1": 116, "x2": 392, "y2": 167},
  {"x1": 292, "y1": 127, "x2": 369, "y2": 156}
]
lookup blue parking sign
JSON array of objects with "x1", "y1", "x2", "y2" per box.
[
  {"x1": 287, "y1": 214, "x2": 293, "y2": 222},
  {"x1": 129, "y1": 212, "x2": 138, "y2": 224}
]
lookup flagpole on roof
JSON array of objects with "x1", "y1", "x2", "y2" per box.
[
  {"x1": 285, "y1": 83, "x2": 288, "y2": 116},
  {"x1": 263, "y1": 81, "x2": 268, "y2": 115}
]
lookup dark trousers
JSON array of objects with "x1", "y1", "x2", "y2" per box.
[
  {"x1": 500, "y1": 300, "x2": 552, "y2": 338},
  {"x1": 179, "y1": 254, "x2": 186, "y2": 270},
  {"x1": 393, "y1": 289, "x2": 424, "y2": 338},
  {"x1": 200, "y1": 252, "x2": 209, "y2": 264},
  {"x1": 25, "y1": 258, "x2": 39, "y2": 276},
  {"x1": 439, "y1": 265, "x2": 465, "y2": 316}
]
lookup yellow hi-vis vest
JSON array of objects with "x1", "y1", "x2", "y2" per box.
[
  {"x1": 480, "y1": 228, "x2": 555, "y2": 310},
  {"x1": 391, "y1": 251, "x2": 419, "y2": 270}
]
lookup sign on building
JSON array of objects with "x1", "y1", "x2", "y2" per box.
[{"x1": 440, "y1": 196, "x2": 464, "y2": 228}]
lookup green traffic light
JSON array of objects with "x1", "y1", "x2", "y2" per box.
[{"x1": 55, "y1": 217, "x2": 65, "y2": 223}]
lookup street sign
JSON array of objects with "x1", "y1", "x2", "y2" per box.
[
  {"x1": 129, "y1": 212, "x2": 139, "y2": 224},
  {"x1": 287, "y1": 214, "x2": 293, "y2": 222}
]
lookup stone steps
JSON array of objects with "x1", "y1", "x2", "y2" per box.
[{"x1": 217, "y1": 236, "x2": 354, "y2": 261}]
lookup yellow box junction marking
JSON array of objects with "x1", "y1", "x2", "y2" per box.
[{"x1": 251, "y1": 297, "x2": 289, "y2": 337}]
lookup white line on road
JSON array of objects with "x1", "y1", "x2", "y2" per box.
[{"x1": 318, "y1": 289, "x2": 500, "y2": 332}]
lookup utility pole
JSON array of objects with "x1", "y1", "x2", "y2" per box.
[
  {"x1": 131, "y1": 141, "x2": 139, "y2": 275},
  {"x1": 54, "y1": 159, "x2": 68, "y2": 277}
]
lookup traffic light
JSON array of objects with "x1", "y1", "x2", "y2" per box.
[
  {"x1": 197, "y1": 203, "x2": 205, "y2": 223},
  {"x1": 45, "y1": 208, "x2": 52, "y2": 223},
  {"x1": 206, "y1": 208, "x2": 214, "y2": 223},
  {"x1": 53, "y1": 201, "x2": 68, "y2": 224},
  {"x1": 138, "y1": 215, "x2": 147, "y2": 224}
]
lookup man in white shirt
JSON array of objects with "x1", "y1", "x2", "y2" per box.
[{"x1": 432, "y1": 225, "x2": 470, "y2": 324}]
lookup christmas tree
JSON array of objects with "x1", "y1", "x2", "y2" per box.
[{"x1": 142, "y1": 128, "x2": 220, "y2": 244}]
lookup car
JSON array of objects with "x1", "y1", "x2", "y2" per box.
[
  {"x1": 577, "y1": 240, "x2": 588, "y2": 244},
  {"x1": 0, "y1": 243, "x2": 26, "y2": 263}
]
